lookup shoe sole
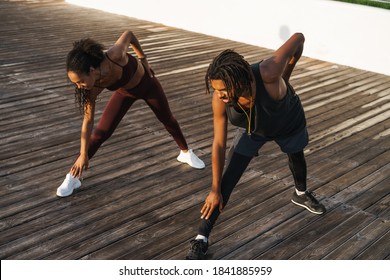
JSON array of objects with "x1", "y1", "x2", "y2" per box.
[
  {"x1": 176, "y1": 158, "x2": 205, "y2": 169},
  {"x1": 185, "y1": 250, "x2": 208, "y2": 260},
  {"x1": 291, "y1": 199, "x2": 325, "y2": 215}
]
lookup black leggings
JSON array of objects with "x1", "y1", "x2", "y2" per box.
[
  {"x1": 87, "y1": 72, "x2": 188, "y2": 159},
  {"x1": 197, "y1": 150, "x2": 307, "y2": 237}
]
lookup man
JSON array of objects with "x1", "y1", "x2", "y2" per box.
[{"x1": 186, "y1": 33, "x2": 326, "y2": 260}]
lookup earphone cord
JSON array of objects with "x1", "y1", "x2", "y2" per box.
[{"x1": 236, "y1": 95, "x2": 252, "y2": 135}]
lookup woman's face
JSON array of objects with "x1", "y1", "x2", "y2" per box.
[{"x1": 68, "y1": 69, "x2": 95, "y2": 90}]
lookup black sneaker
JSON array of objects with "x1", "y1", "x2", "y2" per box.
[
  {"x1": 185, "y1": 239, "x2": 208, "y2": 260},
  {"x1": 291, "y1": 191, "x2": 326, "y2": 215}
]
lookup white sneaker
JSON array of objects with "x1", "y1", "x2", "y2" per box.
[
  {"x1": 56, "y1": 173, "x2": 81, "y2": 197},
  {"x1": 177, "y1": 149, "x2": 205, "y2": 169}
]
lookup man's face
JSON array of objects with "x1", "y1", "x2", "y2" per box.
[{"x1": 211, "y1": 79, "x2": 232, "y2": 104}]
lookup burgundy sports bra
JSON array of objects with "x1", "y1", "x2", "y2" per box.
[{"x1": 105, "y1": 53, "x2": 138, "y2": 91}]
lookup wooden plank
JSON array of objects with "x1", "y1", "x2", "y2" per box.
[
  {"x1": 354, "y1": 230, "x2": 390, "y2": 260},
  {"x1": 323, "y1": 219, "x2": 389, "y2": 259},
  {"x1": 289, "y1": 211, "x2": 377, "y2": 259}
]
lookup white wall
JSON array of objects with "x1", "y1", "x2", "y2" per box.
[{"x1": 66, "y1": 0, "x2": 390, "y2": 76}]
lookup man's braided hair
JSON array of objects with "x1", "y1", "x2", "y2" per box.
[{"x1": 205, "y1": 49, "x2": 253, "y2": 101}]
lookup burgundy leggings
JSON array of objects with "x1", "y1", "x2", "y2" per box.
[{"x1": 87, "y1": 72, "x2": 188, "y2": 159}]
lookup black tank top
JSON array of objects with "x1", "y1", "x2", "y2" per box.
[
  {"x1": 226, "y1": 62, "x2": 306, "y2": 139},
  {"x1": 105, "y1": 53, "x2": 138, "y2": 91}
]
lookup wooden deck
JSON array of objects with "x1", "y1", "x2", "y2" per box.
[{"x1": 0, "y1": 0, "x2": 389, "y2": 260}]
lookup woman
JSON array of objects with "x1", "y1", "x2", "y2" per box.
[{"x1": 57, "y1": 31, "x2": 204, "y2": 197}]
